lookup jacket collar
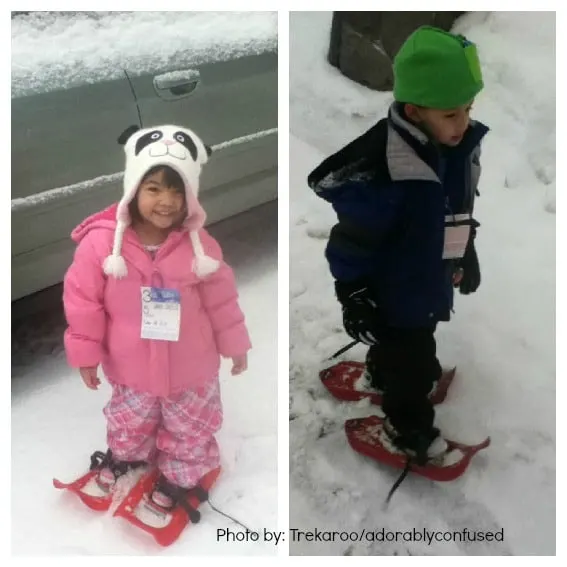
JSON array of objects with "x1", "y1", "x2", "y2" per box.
[{"x1": 386, "y1": 103, "x2": 489, "y2": 182}]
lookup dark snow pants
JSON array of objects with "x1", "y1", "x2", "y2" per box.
[{"x1": 365, "y1": 325, "x2": 442, "y2": 436}]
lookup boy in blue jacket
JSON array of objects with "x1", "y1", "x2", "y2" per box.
[{"x1": 308, "y1": 26, "x2": 488, "y2": 465}]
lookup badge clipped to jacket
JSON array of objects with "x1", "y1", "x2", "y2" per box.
[
  {"x1": 141, "y1": 287, "x2": 181, "y2": 341},
  {"x1": 443, "y1": 214, "x2": 471, "y2": 260}
]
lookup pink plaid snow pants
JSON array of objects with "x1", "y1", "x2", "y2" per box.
[{"x1": 103, "y1": 380, "x2": 222, "y2": 488}]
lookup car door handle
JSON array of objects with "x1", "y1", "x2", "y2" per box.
[{"x1": 153, "y1": 70, "x2": 200, "y2": 97}]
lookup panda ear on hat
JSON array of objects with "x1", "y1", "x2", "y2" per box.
[{"x1": 117, "y1": 125, "x2": 140, "y2": 145}]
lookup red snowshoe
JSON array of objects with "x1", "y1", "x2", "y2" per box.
[
  {"x1": 53, "y1": 470, "x2": 115, "y2": 512},
  {"x1": 345, "y1": 415, "x2": 490, "y2": 482},
  {"x1": 113, "y1": 467, "x2": 221, "y2": 547},
  {"x1": 53, "y1": 450, "x2": 148, "y2": 512},
  {"x1": 320, "y1": 361, "x2": 456, "y2": 405}
]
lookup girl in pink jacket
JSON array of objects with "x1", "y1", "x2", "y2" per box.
[{"x1": 63, "y1": 124, "x2": 251, "y2": 512}]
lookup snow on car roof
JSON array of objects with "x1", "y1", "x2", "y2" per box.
[{"x1": 11, "y1": 11, "x2": 278, "y2": 97}]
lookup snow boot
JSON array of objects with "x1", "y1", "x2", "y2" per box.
[
  {"x1": 379, "y1": 419, "x2": 450, "y2": 505},
  {"x1": 148, "y1": 474, "x2": 196, "y2": 512},
  {"x1": 89, "y1": 449, "x2": 147, "y2": 492},
  {"x1": 147, "y1": 474, "x2": 206, "y2": 523},
  {"x1": 381, "y1": 418, "x2": 448, "y2": 466}
]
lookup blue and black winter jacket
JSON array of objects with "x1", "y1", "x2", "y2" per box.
[{"x1": 308, "y1": 103, "x2": 489, "y2": 328}]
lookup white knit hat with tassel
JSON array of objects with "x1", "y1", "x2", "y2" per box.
[{"x1": 103, "y1": 124, "x2": 219, "y2": 279}]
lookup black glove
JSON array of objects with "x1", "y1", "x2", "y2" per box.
[
  {"x1": 458, "y1": 222, "x2": 481, "y2": 295},
  {"x1": 334, "y1": 280, "x2": 383, "y2": 345}
]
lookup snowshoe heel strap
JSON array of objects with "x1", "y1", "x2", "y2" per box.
[
  {"x1": 190, "y1": 486, "x2": 209, "y2": 503},
  {"x1": 178, "y1": 500, "x2": 201, "y2": 524}
]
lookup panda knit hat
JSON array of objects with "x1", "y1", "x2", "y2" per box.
[{"x1": 103, "y1": 124, "x2": 220, "y2": 279}]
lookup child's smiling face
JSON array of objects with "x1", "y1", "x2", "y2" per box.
[
  {"x1": 135, "y1": 168, "x2": 186, "y2": 231},
  {"x1": 405, "y1": 100, "x2": 474, "y2": 147}
]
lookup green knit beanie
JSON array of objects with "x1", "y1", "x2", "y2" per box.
[{"x1": 393, "y1": 26, "x2": 484, "y2": 109}]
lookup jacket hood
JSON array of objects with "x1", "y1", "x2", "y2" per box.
[
  {"x1": 307, "y1": 118, "x2": 389, "y2": 205},
  {"x1": 71, "y1": 204, "x2": 120, "y2": 244}
]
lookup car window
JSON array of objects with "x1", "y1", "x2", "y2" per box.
[{"x1": 11, "y1": 11, "x2": 277, "y2": 98}]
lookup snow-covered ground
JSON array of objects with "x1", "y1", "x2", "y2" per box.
[
  {"x1": 12, "y1": 202, "x2": 278, "y2": 556},
  {"x1": 290, "y1": 12, "x2": 555, "y2": 556}
]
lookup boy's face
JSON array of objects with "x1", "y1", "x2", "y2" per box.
[
  {"x1": 405, "y1": 101, "x2": 474, "y2": 147},
  {"x1": 136, "y1": 169, "x2": 186, "y2": 230}
]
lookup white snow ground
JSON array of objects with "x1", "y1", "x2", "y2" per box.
[
  {"x1": 290, "y1": 12, "x2": 555, "y2": 556},
  {"x1": 11, "y1": 202, "x2": 278, "y2": 556}
]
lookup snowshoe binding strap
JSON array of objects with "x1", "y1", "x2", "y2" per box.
[
  {"x1": 89, "y1": 450, "x2": 109, "y2": 471},
  {"x1": 328, "y1": 339, "x2": 359, "y2": 360},
  {"x1": 152, "y1": 476, "x2": 202, "y2": 523},
  {"x1": 89, "y1": 449, "x2": 146, "y2": 478},
  {"x1": 189, "y1": 485, "x2": 209, "y2": 504},
  {"x1": 151, "y1": 474, "x2": 254, "y2": 532},
  {"x1": 182, "y1": 502, "x2": 202, "y2": 524},
  {"x1": 381, "y1": 421, "x2": 438, "y2": 506}
]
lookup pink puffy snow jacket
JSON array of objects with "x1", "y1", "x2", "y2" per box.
[{"x1": 63, "y1": 204, "x2": 251, "y2": 397}]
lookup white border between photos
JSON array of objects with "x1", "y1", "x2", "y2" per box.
[{"x1": 277, "y1": 8, "x2": 290, "y2": 560}]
